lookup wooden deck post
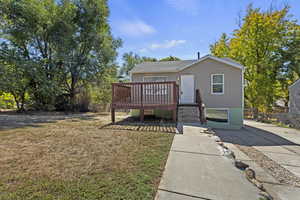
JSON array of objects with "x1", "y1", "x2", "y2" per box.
[
  {"x1": 111, "y1": 108, "x2": 115, "y2": 124},
  {"x1": 111, "y1": 83, "x2": 115, "y2": 124},
  {"x1": 140, "y1": 109, "x2": 144, "y2": 122},
  {"x1": 172, "y1": 109, "x2": 177, "y2": 122}
]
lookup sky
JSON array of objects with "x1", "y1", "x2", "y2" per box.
[{"x1": 108, "y1": 0, "x2": 300, "y2": 63}]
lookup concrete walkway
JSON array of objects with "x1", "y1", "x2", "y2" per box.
[
  {"x1": 214, "y1": 120, "x2": 300, "y2": 200},
  {"x1": 156, "y1": 125, "x2": 260, "y2": 200}
]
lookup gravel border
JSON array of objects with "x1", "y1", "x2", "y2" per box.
[{"x1": 235, "y1": 143, "x2": 300, "y2": 187}]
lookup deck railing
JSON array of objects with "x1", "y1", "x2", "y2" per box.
[
  {"x1": 196, "y1": 89, "x2": 207, "y2": 124},
  {"x1": 111, "y1": 81, "x2": 179, "y2": 123},
  {"x1": 112, "y1": 81, "x2": 179, "y2": 108}
]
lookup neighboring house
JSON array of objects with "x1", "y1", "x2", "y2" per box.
[
  {"x1": 289, "y1": 79, "x2": 300, "y2": 114},
  {"x1": 111, "y1": 55, "x2": 245, "y2": 129}
]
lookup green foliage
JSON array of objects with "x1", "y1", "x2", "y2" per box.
[
  {"x1": 0, "y1": 0, "x2": 121, "y2": 111},
  {"x1": 210, "y1": 33, "x2": 230, "y2": 58},
  {"x1": 90, "y1": 66, "x2": 118, "y2": 105},
  {"x1": 0, "y1": 93, "x2": 15, "y2": 109},
  {"x1": 210, "y1": 5, "x2": 299, "y2": 118},
  {"x1": 120, "y1": 52, "x2": 157, "y2": 78},
  {"x1": 159, "y1": 56, "x2": 181, "y2": 61}
]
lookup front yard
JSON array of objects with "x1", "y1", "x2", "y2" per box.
[{"x1": 0, "y1": 112, "x2": 174, "y2": 200}]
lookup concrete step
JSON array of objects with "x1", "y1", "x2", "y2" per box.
[{"x1": 178, "y1": 106, "x2": 200, "y2": 123}]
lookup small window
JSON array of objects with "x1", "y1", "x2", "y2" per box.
[
  {"x1": 211, "y1": 74, "x2": 224, "y2": 94},
  {"x1": 206, "y1": 109, "x2": 228, "y2": 123}
]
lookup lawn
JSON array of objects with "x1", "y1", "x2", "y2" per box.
[{"x1": 0, "y1": 112, "x2": 174, "y2": 200}]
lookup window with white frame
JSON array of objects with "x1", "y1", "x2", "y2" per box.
[
  {"x1": 143, "y1": 76, "x2": 168, "y2": 95},
  {"x1": 206, "y1": 108, "x2": 229, "y2": 123},
  {"x1": 211, "y1": 74, "x2": 224, "y2": 94}
]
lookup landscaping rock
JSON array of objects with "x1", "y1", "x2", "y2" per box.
[
  {"x1": 222, "y1": 148, "x2": 236, "y2": 160},
  {"x1": 245, "y1": 168, "x2": 256, "y2": 180},
  {"x1": 259, "y1": 191, "x2": 273, "y2": 200},
  {"x1": 212, "y1": 135, "x2": 221, "y2": 142},
  {"x1": 234, "y1": 160, "x2": 249, "y2": 170}
]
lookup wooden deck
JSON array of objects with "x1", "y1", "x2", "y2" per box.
[{"x1": 111, "y1": 81, "x2": 179, "y2": 123}]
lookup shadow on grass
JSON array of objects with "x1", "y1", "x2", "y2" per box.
[
  {"x1": 100, "y1": 115, "x2": 177, "y2": 134},
  {"x1": 0, "y1": 111, "x2": 101, "y2": 131}
]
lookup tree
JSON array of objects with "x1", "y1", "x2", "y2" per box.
[
  {"x1": 159, "y1": 56, "x2": 181, "y2": 61},
  {"x1": 210, "y1": 33, "x2": 230, "y2": 58},
  {"x1": 0, "y1": 45, "x2": 30, "y2": 111},
  {"x1": 55, "y1": 0, "x2": 121, "y2": 110},
  {"x1": 210, "y1": 5, "x2": 295, "y2": 119},
  {"x1": 120, "y1": 52, "x2": 157, "y2": 78},
  {"x1": 0, "y1": 0, "x2": 121, "y2": 110}
]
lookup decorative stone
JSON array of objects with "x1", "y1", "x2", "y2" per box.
[
  {"x1": 252, "y1": 179, "x2": 265, "y2": 191},
  {"x1": 259, "y1": 191, "x2": 273, "y2": 200},
  {"x1": 234, "y1": 160, "x2": 249, "y2": 170},
  {"x1": 212, "y1": 135, "x2": 221, "y2": 142},
  {"x1": 223, "y1": 148, "x2": 236, "y2": 160},
  {"x1": 245, "y1": 168, "x2": 256, "y2": 180}
]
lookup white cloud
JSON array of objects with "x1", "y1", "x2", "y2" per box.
[
  {"x1": 150, "y1": 40, "x2": 186, "y2": 50},
  {"x1": 118, "y1": 20, "x2": 156, "y2": 36},
  {"x1": 166, "y1": 0, "x2": 200, "y2": 15}
]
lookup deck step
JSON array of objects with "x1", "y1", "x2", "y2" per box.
[{"x1": 178, "y1": 106, "x2": 200, "y2": 123}]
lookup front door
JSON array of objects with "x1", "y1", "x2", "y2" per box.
[{"x1": 180, "y1": 75, "x2": 194, "y2": 103}]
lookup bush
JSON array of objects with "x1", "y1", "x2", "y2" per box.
[{"x1": 0, "y1": 93, "x2": 15, "y2": 109}]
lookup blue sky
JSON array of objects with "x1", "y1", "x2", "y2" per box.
[{"x1": 108, "y1": 0, "x2": 300, "y2": 63}]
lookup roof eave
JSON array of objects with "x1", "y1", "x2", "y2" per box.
[
  {"x1": 178, "y1": 55, "x2": 244, "y2": 72},
  {"x1": 131, "y1": 70, "x2": 179, "y2": 74}
]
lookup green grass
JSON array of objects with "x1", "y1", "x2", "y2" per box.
[{"x1": 0, "y1": 113, "x2": 173, "y2": 200}]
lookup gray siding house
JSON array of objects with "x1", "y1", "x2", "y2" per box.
[
  {"x1": 129, "y1": 55, "x2": 245, "y2": 129},
  {"x1": 289, "y1": 79, "x2": 300, "y2": 114}
]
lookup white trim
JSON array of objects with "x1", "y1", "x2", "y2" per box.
[
  {"x1": 242, "y1": 68, "x2": 245, "y2": 122},
  {"x1": 179, "y1": 55, "x2": 244, "y2": 72},
  {"x1": 211, "y1": 74, "x2": 224, "y2": 95},
  {"x1": 143, "y1": 76, "x2": 168, "y2": 82},
  {"x1": 206, "y1": 108, "x2": 230, "y2": 124}
]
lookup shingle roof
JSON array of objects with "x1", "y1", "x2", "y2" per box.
[
  {"x1": 131, "y1": 60, "x2": 198, "y2": 73},
  {"x1": 130, "y1": 55, "x2": 244, "y2": 74}
]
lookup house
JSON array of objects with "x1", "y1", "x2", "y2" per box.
[
  {"x1": 111, "y1": 55, "x2": 245, "y2": 129},
  {"x1": 289, "y1": 79, "x2": 300, "y2": 114}
]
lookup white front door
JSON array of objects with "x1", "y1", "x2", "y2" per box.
[{"x1": 180, "y1": 75, "x2": 194, "y2": 103}]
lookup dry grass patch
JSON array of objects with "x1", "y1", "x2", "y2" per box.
[{"x1": 0, "y1": 113, "x2": 173, "y2": 200}]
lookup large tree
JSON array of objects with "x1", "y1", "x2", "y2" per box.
[
  {"x1": 210, "y1": 5, "x2": 297, "y2": 119},
  {"x1": 0, "y1": 0, "x2": 120, "y2": 110},
  {"x1": 159, "y1": 56, "x2": 181, "y2": 61},
  {"x1": 120, "y1": 52, "x2": 157, "y2": 78},
  {"x1": 210, "y1": 33, "x2": 230, "y2": 58}
]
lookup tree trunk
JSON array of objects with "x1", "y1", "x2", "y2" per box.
[{"x1": 253, "y1": 107, "x2": 259, "y2": 120}]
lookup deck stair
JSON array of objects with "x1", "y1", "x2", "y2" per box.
[
  {"x1": 178, "y1": 106, "x2": 200, "y2": 123},
  {"x1": 177, "y1": 89, "x2": 207, "y2": 124}
]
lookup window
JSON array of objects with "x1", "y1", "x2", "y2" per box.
[
  {"x1": 143, "y1": 76, "x2": 168, "y2": 95},
  {"x1": 206, "y1": 109, "x2": 229, "y2": 123},
  {"x1": 143, "y1": 76, "x2": 168, "y2": 82},
  {"x1": 211, "y1": 74, "x2": 224, "y2": 94}
]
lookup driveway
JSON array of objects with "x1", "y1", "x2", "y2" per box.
[
  {"x1": 214, "y1": 120, "x2": 300, "y2": 200},
  {"x1": 156, "y1": 125, "x2": 261, "y2": 200}
]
